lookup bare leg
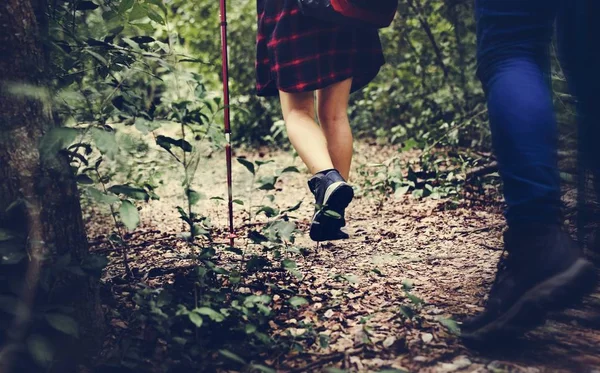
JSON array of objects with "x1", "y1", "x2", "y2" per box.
[
  {"x1": 279, "y1": 90, "x2": 334, "y2": 175},
  {"x1": 316, "y1": 78, "x2": 353, "y2": 180}
]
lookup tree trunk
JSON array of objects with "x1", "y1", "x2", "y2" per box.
[{"x1": 0, "y1": 0, "x2": 104, "y2": 371}]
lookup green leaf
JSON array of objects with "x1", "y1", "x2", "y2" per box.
[
  {"x1": 245, "y1": 324, "x2": 257, "y2": 334},
  {"x1": 248, "y1": 230, "x2": 268, "y2": 244},
  {"x1": 45, "y1": 314, "x2": 79, "y2": 338},
  {"x1": 145, "y1": 0, "x2": 167, "y2": 13},
  {"x1": 119, "y1": 200, "x2": 140, "y2": 231},
  {"x1": 84, "y1": 49, "x2": 108, "y2": 66},
  {"x1": 192, "y1": 224, "x2": 210, "y2": 237},
  {"x1": 255, "y1": 160, "x2": 274, "y2": 166},
  {"x1": 147, "y1": 8, "x2": 165, "y2": 24},
  {"x1": 402, "y1": 138, "x2": 419, "y2": 151},
  {"x1": 76, "y1": 174, "x2": 94, "y2": 185},
  {"x1": 194, "y1": 307, "x2": 225, "y2": 322},
  {"x1": 156, "y1": 135, "x2": 193, "y2": 153},
  {"x1": 342, "y1": 274, "x2": 359, "y2": 284},
  {"x1": 394, "y1": 185, "x2": 410, "y2": 199},
  {"x1": 274, "y1": 221, "x2": 295, "y2": 241},
  {"x1": 323, "y1": 209, "x2": 342, "y2": 219},
  {"x1": 319, "y1": 333, "x2": 330, "y2": 348},
  {"x1": 134, "y1": 118, "x2": 160, "y2": 134},
  {"x1": 157, "y1": 290, "x2": 172, "y2": 307},
  {"x1": 258, "y1": 176, "x2": 277, "y2": 190},
  {"x1": 371, "y1": 268, "x2": 385, "y2": 277},
  {"x1": 76, "y1": 1, "x2": 99, "y2": 10},
  {"x1": 0, "y1": 243, "x2": 27, "y2": 265},
  {"x1": 130, "y1": 35, "x2": 155, "y2": 44},
  {"x1": 132, "y1": 21, "x2": 154, "y2": 32},
  {"x1": 0, "y1": 229, "x2": 15, "y2": 242},
  {"x1": 226, "y1": 246, "x2": 243, "y2": 255},
  {"x1": 289, "y1": 296, "x2": 308, "y2": 308},
  {"x1": 219, "y1": 349, "x2": 246, "y2": 365},
  {"x1": 188, "y1": 312, "x2": 203, "y2": 327},
  {"x1": 282, "y1": 200, "x2": 302, "y2": 213},
  {"x1": 281, "y1": 166, "x2": 300, "y2": 174},
  {"x1": 438, "y1": 317, "x2": 461, "y2": 335},
  {"x1": 200, "y1": 247, "x2": 216, "y2": 259},
  {"x1": 256, "y1": 206, "x2": 278, "y2": 218},
  {"x1": 212, "y1": 266, "x2": 229, "y2": 275},
  {"x1": 81, "y1": 253, "x2": 109, "y2": 274},
  {"x1": 91, "y1": 128, "x2": 118, "y2": 159},
  {"x1": 281, "y1": 259, "x2": 296, "y2": 269},
  {"x1": 233, "y1": 199, "x2": 244, "y2": 205},
  {"x1": 172, "y1": 337, "x2": 187, "y2": 346},
  {"x1": 103, "y1": 9, "x2": 118, "y2": 20},
  {"x1": 108, "y1": 184, "x2": 149, "y2": 200},
  {"x1": 406, "y1": 292, "x2": 424, "y2": 306},
  {"x1": 27, "y1": 335, "x2": 54, "y2": 366},
  {"x1": 288, "y1": 268, "x2": 303, "y2": 280},
  {"x1": 187, "y1": 189, "x2": 204, "y2": 205},
  {"x1": 85, "y1": 187, "x2": 119, "y2": 204},
  {"x1": 237, "y1": 158, "x2": 255, "y2": 175},
  {"x1": 39, "y1": 128, "x2": 78, "y2": 159},
  {"x1": 176, "y1": 206, "x2": 190, "y2": 224},
  {"x1": 250, "y1": 364, "x2": 276, "y2": 373},
  {"x1": 129, "y1": 3, "x2": 148, "y2": 21},
  {"x1": 398, "y1": 305, "x2": 414, "y2": 319},
  {"x1": 118, "y1": 0, "x2": 134, "y2": 13}
]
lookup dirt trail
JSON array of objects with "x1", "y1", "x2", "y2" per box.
[{"x1": 94, "y1": 142, "x2": 600, "y2": 373}]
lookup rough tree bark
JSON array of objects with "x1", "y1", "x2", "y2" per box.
[{"x1": 0, "y1": 0, "x2": 104, "y2": 371}]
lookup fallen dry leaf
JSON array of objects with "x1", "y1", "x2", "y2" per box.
[{"x1": 421, "y1": 333, "x2": 434, "y2": 344}]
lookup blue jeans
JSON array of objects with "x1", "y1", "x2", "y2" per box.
[{"x1": 475, "y1": 0, "x2": 598, "y2": 226}]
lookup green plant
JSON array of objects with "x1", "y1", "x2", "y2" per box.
[{"x1": 0, "y1": 225, "x2": 107, "y2": 370}]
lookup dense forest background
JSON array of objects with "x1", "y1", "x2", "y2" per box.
[
  {"x1": 49, "y1": 0, "x2": 487, "y2": 147},
  {"x1": 2, "y1": 0, "x2": 592, "y2": 372}
]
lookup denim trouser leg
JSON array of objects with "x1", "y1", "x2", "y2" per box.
[
  {"x1": 556, "y1": 2, "x2": 600, "y2": 201},
  {"x1": 475, "y1": 0, "x2": 562, "y2": 226}
]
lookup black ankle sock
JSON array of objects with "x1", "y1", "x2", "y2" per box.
[{"x1": 316, "y1": 168, "x2": 336, "y2": 177}]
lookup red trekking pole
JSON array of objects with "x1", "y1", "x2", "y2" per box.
[{"x1": 219, "y1": 0, "x2": 235, "y2": 247}]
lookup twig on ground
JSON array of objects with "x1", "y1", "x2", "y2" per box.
[
  {"x1": 288, "y1": 346, "x2": 365, "y2": 373},
  {"x1": 240, "y1": 221, "x2": 268, "y2": 229},
  {"x1": 289, "y1": 352, "x2": 344, "y2": 373},
  {"x1": 108, "y1": 239, "x2": 134, "y2": 278},
  {"x1": 91, "y1": 236, "x2": 176, "y2": 253},
  {"x1": 481, "y1": 244, "x2": 503, "y2": 251},
  {"x1": 466, "y1": 161, "x2": 499, "y2": 180},
  {"x1": 455, "y1": 224, "x2": 503, "y2": 235}
]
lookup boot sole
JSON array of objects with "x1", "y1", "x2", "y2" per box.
[
  {"x1": 310, "y1": 183, "x2": 354, "y2": 242},
  {"x1": 462, "y1": 258, "x2": 598, "y2": 342}
]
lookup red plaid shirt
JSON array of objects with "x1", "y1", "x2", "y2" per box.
[{"x1": 256, "y1": 0, "x2": 384, "y2": 97}]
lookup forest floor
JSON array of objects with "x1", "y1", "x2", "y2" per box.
[{"x1": 89, "y1": 141, "x2": 600, "y2": 373}]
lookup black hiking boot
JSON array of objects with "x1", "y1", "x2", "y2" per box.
[
  {"x1": 461, "y1": 224, "x2": 597, "y2": 343},
  {"x1": 308, "y1": 170, "x2": 354, "y2": 242}
]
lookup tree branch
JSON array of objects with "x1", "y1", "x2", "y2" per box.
[{"x1": 407, "y1": 0, "x2": 450, "y2": 79}]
